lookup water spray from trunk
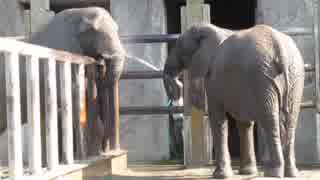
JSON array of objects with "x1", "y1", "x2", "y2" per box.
[{"x1": 126, "y1": 55, "x2": 161, "y2": 71}]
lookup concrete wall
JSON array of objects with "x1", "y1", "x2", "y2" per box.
[
  {"x1": 0, "y1": 0, "x2": 25, "y2": 37},
  {"x1": 110, "y1": 0, "x2": 170, "y2": 161},
  {"x1": 257, "y1": 0, "x2": 320, "y2": 163}
]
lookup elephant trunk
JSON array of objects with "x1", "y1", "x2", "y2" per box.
[{"x1": 163, "y1": 52, "x2": 183, "y2": 101}]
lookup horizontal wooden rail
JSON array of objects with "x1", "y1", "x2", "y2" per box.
[{"x1": 0, "y1": 38, "x2": 96, "y2": 64}]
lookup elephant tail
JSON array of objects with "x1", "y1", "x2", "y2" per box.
[{"x1": 272, "y1": 33, "x2": 291, "y2": 146}]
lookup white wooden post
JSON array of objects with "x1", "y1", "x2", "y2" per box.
[
  {"x1": 181, "y1": 0, "x2": 211, "y2": 167},
  {"x1": 4, "y1": 51, "x2": 23, "y2": 179},
  {"x1": 44, "y1": 58, "x2": 59, "y2": 169},
  {"x1": 59, "y1": 62, "x2": 74, "y2": 164},
  {"x1": 26, "y1": 55, "x2": 42, "y2": 174}
]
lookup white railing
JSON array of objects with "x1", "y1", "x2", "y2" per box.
[{"x1": 0, "y1": 37, "x2": 95, "y2": 180}]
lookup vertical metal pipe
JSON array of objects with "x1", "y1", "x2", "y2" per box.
[{"x1": 314, "y1": 0, "x2": 320, "y2": 112}]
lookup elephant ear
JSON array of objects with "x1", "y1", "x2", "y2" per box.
[{"x1": 188, "y1": 37, "x2": 212, "y2": 78}]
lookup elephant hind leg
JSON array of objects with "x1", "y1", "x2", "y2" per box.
[
  {"x1": 258, "y1": 97, "x2": 285, "y2": 177},
  {"x1": 237, "y1": 121, "x2": 258, "y2": 175},
  {"x1": 283, "y1": 82, "x2": 303, "y2": 177},
  {"x1": 208, "y1": 102, "x2": 233, "y2": 179}
]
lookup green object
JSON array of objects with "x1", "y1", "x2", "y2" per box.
[{"x1": 166, "y1": 99, "x2": 173, "y2": 107}]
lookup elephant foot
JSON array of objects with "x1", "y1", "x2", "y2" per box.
[
  {"x1": 239, "y1": 164, "x2": 258, "y2": 175},
  {"x1": 213, "y1": 166, "x2": 234, "y2": 179},
  {"x1": 264, "y1": 166, "x2": 284, "y2": 178},
  {"x1": 285, "y1": 167, "x2": 299, "y2": 177}
]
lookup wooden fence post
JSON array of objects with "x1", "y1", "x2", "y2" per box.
[
  {"x1": 26, "y1": 55, "x2": 42, "y2": 174},
  {"x1": 4, "y1": 51, "x2": 23, "y2": 179},
  {"x1": 181, "y1": 0, "x2": 211, "y2": 167},
  {"x1": 72, "y1": 64, "x2": 87, "y2": 159},
  {"x1": 59, "y1": 62, "x2": 74, "y2": 164},
  {"x1": 44, "y1": 58, "x2": 59, "y2": 170}
]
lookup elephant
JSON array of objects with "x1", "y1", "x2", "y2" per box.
[
  {"x1": 29, "y1": 7, "x2": 126, "y2": 79},
  {"x1": 29, "y1": 7, "x2": 127, "y2": 156},
  {"x1": 0, "y1": 7, "x2": 126, "y2": 164},
  {"x1": 163, "y1": 23, "x2": 305, "y2": 178}
]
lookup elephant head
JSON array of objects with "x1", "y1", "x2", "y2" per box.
[
  {"x1": 30, "y1": 7, "x2": 126, "y2": 80},
  {"x1": 163, "y1": 23, "x2": 233, "y2": 100}
]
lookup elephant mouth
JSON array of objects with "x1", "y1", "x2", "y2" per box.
[
  {"x1": 163, "y1": 73, "x2": 183, "y2": 101},
  {"x1": 96, "y1": 52, "x2": 125, "y2": 81}
]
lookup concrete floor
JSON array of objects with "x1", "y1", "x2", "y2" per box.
[{"x1": 109, "y1": 162, "x2": 320, "y2": 180}]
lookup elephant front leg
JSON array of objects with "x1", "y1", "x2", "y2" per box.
[
  {"x1": 237, "y1": 121, "x2": 258, "y2": 175},
  {"x1": 210, "y1": 105, "x2": 233, "y2": 179}
]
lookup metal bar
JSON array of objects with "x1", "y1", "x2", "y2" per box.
[
  {"x1": 44, "y1": 57, "x2": 59, "y2": 170},
  {"x1": 120, "y1": 27, "x2": 312, "y2": 45},
  {"x1": 120, "y1": 100, "x2": 313, "y2": 116},
  {"x1": 121, "y1": 71, "x2": 163, "y2": 79},
  {"x1": 26, "y1": 55, "x2": 42, "y2": 174},
  {"x1": 301, "y1": 100, "x2": 317, "y2": 109},
  {"x1": 305, "y1": 64, "x2": 316, "y2": 72},
  {"x1": 313, "y1": 0, "x2": 320, "y2": 112},
  {"x1": 59, "y1": 62, "x2": 74, "y2": 164},
  {"x1": 121, "y1": 34, "x2": 180, "y2": 44},
  {"x1": 280, "y1": 27, "x2": 313, "y2": 36},
  {"x1": 4, "y1": 51, "x2": 23, "y2": 179},
  {"x1": 120, "y1": 106, "x2": 184, "y2": 115}
]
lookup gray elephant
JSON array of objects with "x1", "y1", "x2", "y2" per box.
[
  {"x1": 30, "y1": 7, "x2": 125, "y2": 79},
  {"x1": 163, "y1": 23, "x2": 305, "y2": 178},
  {"x1": 30, "y1": 7, "x2": 126, "y2": 155}
]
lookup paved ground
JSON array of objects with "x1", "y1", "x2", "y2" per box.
[{"x1": 110, "y1": 162, "x2": 320, "y2": 180}]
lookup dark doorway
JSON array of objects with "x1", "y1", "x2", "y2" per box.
[{"x1": 208, "y1": 0, "x2": 256, "y2": 30}]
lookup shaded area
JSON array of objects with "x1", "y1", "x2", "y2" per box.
[{"x1": 105, "y1": 162, "x2": 320, "y2": 180}]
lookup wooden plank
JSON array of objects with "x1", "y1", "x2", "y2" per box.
[
  {"x1": 72, "y1": 64, "x2": 87, "y2": 159},
  {"x1": 85, "y1": 64, "x2": 104, "y2": 156},
  {"x1": 44, "y1": 57, "x2": 59, "y2": 170},
  {"x1": 4, "y1": 51, "x2": 23, "y2": 179},
  {"x1": 0, "y1": 37, "x2": 96, "y2": 65},
  {"x1": 26, "y1": 55, "x2": 42, "y2": 174},
  {"x1": 59, "y1": 62, "x2": 74, "y2": 164},
  {"x1": 181, "y1": 1, "x2": 210, "y2": 167}
]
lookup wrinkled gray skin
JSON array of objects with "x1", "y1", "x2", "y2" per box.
[
  {"x1": 163, "y1": 23, "x2": 305, "y2": 178},
  {"x1": 29, "y1": 7, "x2": 126, "y2": 155},
  {"x1": 30, "y1": 7, "x2": 126, "y2": 80}
]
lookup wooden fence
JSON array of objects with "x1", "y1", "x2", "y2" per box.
[{"x1": 0, "y1": 37, "x2": 120, "y2": 180}]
